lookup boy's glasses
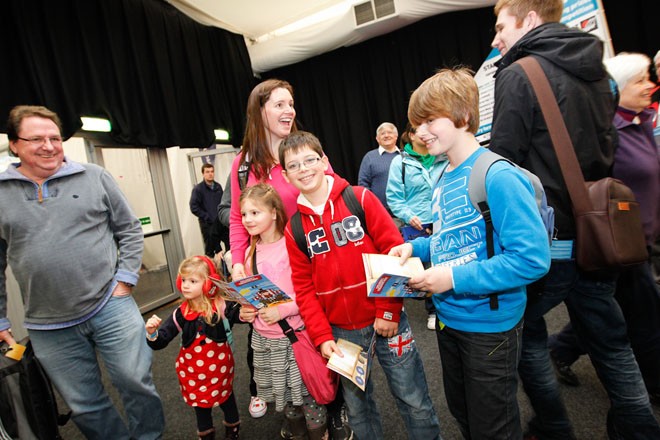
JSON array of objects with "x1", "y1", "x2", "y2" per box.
[
  {"x1": 17, "y1": 136, "x2": 64, "y2": 147},
  {"x1": 285, "y1": 156, "x2": 322, "y2": 173}
]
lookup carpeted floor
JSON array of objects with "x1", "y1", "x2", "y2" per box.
[{"x1": 58, "y1": 298, "x2": 659, "y2": 439}]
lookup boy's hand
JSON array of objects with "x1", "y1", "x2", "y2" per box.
[
  {"x1": 408, "y1": 266, "x2": 453, "y2": 295},
  {"x1": 258, "y1": 306, "x2": 281, "y2": 325},
  {"x1": 374, "y1": 318, "x2": 398, "y2": 338},
  {"x1": 388, "y1": 243, "x2": 413, "y2": 265},
  {"x1": 232, "y1": 263, "x2": 246, "y2": 280},
  {"x1": 145, "y1": 315, "x2": 162, "y2": 334},
  {"x1": 320, "y1": 340, "x2": 342, "y2": 359},
  {"x1": 239, "y1": 306, "x2": 258, "y2": 323}
]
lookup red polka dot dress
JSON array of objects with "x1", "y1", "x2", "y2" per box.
[{"x1": 174, "y1": 303, "x2": 235, "y2": 408}]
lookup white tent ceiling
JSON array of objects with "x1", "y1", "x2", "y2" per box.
[{"x1": 167, "y1": 0, "x2": 495, "y2": 73}]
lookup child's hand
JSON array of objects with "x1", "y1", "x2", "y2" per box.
[
  {"x1": 232, "y1": 263, "x2": 246, "y2": 280},
  {"x1": 374, "y1": 318, "x2": 398, "y2": 338},
  {"x1": 145, "y1": 315, "x2": 161, "y2": 334},
  {"x1": 320, "y1": 340, "x2": 342, "y2": 360},
  {"x1": 239, "y1": 306, "x2": 258, "y2": 323},
  {"x1": 258, "y1": 306, "x2": 281, "y2": 325},
  {"x1": 408, "y1": 266, "x2": 453, "y2": 295},
  {"x1": 388, "y1": 243, "x2": 413, "y2": 265}
]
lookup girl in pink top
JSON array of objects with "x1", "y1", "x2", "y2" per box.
[{"x1": 237, "y1": 183, "x2": 309, "y2": 432}]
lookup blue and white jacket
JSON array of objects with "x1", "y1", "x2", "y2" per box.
[{"x1": 411, "y1": 148, "x2": 550, "y2": 333}]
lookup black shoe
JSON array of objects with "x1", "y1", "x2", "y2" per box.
[
  {"x1": 550, "y1": 351, "x2": 580, "y2": 387},
  {"x1": 329, "y1": 405, "x2": 353, "y2": 440}
]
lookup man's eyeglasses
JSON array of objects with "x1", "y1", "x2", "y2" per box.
[
  {"x1": 17, "y1": 136, "x2": 63, "y2": 147},
  {"x1": 285, "y1": 156, "x2": 322, "y2": 173}
]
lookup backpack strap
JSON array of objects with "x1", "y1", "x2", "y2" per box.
[
  {"x1": 468, "y1": 150, "x2": 508, "y2": 311},
  {"x1": 237, "y1": 159, "x2": 250, "y2": 191},
  {"x1": 290, "y1": 211, "x2": 310, "y2": 259}
]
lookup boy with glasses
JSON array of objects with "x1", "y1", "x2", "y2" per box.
[{"x1": 279, "y1": 131, "x2": 441, "y2": 440}]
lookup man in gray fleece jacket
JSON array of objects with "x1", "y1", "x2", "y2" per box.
[{"x1": 0, "y1": 105, "x2": 164, "y2": 439}]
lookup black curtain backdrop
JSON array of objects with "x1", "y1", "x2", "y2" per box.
[
  {"x1": 0, "y1": 0, "x2": 254, "y2": 148},
  {"x1": 1, "y1": 1, "x2": 658, "y2": 159},
  {"x1": 264, "y1": 2, "x2": 660, "y2": 183}
]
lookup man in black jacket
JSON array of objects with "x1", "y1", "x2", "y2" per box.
[
  {"x1": 489, "y1": 1, "x2": 660, "y2": 438},
  {"x1": 190, "y1": 163, "x2": 226, "y2": 257}
]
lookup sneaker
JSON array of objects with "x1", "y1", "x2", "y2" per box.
[
  {"x1": 249, "y1": 396, "x2": 267, "y2": 418},
  {"x1": 426, "y1": 314, "x2": 436, "y2": 330},
  {"x1": 329, "y1": 405, "x2": 353, "y2": 440},
  {"x1": 549, "y1": 351, "x2": 580, "y2": 387}
]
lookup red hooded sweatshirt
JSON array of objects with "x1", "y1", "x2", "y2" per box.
[{"x1": 284, "y1": 174, "x2": 404, "y2": 347}]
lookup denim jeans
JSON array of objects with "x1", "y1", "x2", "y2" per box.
[
  {"x1": 332, "y1": 311, "x2": 441, "y2": 440},
  {"x1": 550, "y1": 259, "x2": 660, "y2": 397},
  {"x1": 436, "y1": 319, "x2": 523, "y2": 440},
  {"x1": 30, "y1": 295, "x2": 164, "y2": 439},
  {"x1": 519, "y1": 260, "x2": 660, "y2": 439}
]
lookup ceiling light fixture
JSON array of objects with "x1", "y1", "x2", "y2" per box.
[
  {"x1": 214, "y1": 129, "x2": 230, "y2": 141},
  {"x1": 81, "y1": 117, "x2": 112, "y2": 132}
]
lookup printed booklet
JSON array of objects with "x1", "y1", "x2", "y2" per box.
[
  {"x1": 400, "y1": 224, "x2": 432, "y2": 241},
  {"x1": 363, "y1": 253, "x2": 428, "y2": 298},
  {"x1": 213, "y1": 274, "x2": 292, "y2": 309},
  {"x1": 326, "y1": 332, "x2": 376, "y2": 391}
]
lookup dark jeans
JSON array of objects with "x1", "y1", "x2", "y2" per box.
[
  {"x1": 550, "y1": 260, "x2": 660, "y2": 396},
  {"x1": 436, "y1": 320, "x2": 523, "y2": 439},
  {"x1": 519, "y1": 260, "x2": 660, "y2": 439}
]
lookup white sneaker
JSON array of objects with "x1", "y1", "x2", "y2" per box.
[
  {"x1": 427, "y1": 314, "x2": 436, "y2": 330},
  {"x1": 249, "y1": 396, "x2": 267, "y2": 418}
]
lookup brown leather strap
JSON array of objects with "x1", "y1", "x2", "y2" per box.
[{"x1": 515, "y1": 57, "x2": 593, "y2": 214}]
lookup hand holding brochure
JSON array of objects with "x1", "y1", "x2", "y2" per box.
[
  {"x1": 214, "y1": 274, "x2": 292, "y2": 309},
  {"x1": 326, "y1": 333, "x2": 376, "y2": 391},
  {"x1": 363, "y1": 253, "x2": 428, "y2": 298}
]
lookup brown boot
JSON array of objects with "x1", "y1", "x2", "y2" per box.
[
  {"x1": 223, "y1": 421, "x2": 240, "y2": 440},
  {"x1": 198, "y1": 427, "x2": 215, "y2": 440}
]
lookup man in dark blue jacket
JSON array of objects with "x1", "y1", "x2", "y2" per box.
[{"x1": 190, "y1": 163, "x2": 225, "y2": 257}]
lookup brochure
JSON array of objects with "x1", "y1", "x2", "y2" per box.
[
  {"x1": 326, "y1": 332, "x2": 376, "y2": 391},
  {"x1": 213, "y1": 274, "x2": 292, "y2": 309},
  {"x1": 400, "y1": 223, "x2": 432, "y2": 241},
  {"x1": 363, "y1": 253, "x2": 428, "y2": 298}
]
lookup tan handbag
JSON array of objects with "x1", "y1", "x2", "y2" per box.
[{"x1": 515, "y1": 57, "x2": 648, "y2": 271}]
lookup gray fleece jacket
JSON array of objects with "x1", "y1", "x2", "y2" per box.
[{"x1": 0, "y1": 159, "x2": 143, "y2": 330}]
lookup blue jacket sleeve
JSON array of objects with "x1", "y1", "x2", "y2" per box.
[
  {"x1": 358, "y1": 152, "x2": 372, "y2": 189},
  {"x1": 386, "y1": 156, "x2": 412, "y2": 223}
]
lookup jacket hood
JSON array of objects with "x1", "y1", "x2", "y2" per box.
[
  {"x1": 296, "y1": 173, "x2": 350, "y2": 218},
  {"x1": 498, "y1": 22, "x2": 606, "y2": 82}
]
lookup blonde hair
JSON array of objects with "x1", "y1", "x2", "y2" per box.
[
  {"x1": 494, "y1": 0, "x2": 563, "y2": 24},
  {"x1": 408, "y1": 67, "x2": 480, "y2": 134},
  {"x1": 178, "y1": 256, "x2": 227, "y2": 323}
]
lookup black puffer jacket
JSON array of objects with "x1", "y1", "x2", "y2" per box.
[{"x1": 490, "y1": 22, "x2": 617, "y2": 240}]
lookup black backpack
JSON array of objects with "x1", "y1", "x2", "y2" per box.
[
  {"x1": 0, "y1": 339, "x2": 70, "y2": 440},
  {"x1": 290, "y1": 186, "x2": 367, "y2": 259}
]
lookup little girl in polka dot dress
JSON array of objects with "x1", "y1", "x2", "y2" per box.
[{"x1": 146, "y1": 255, "x2": 240, "y2": 440}]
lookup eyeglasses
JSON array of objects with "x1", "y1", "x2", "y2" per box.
[
  {"x1": 17, "y1": 136, "x2": 63, "y2": 147},
  {"x1": 285, "y1": 156, "x2": 322, "y2": 173}
]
